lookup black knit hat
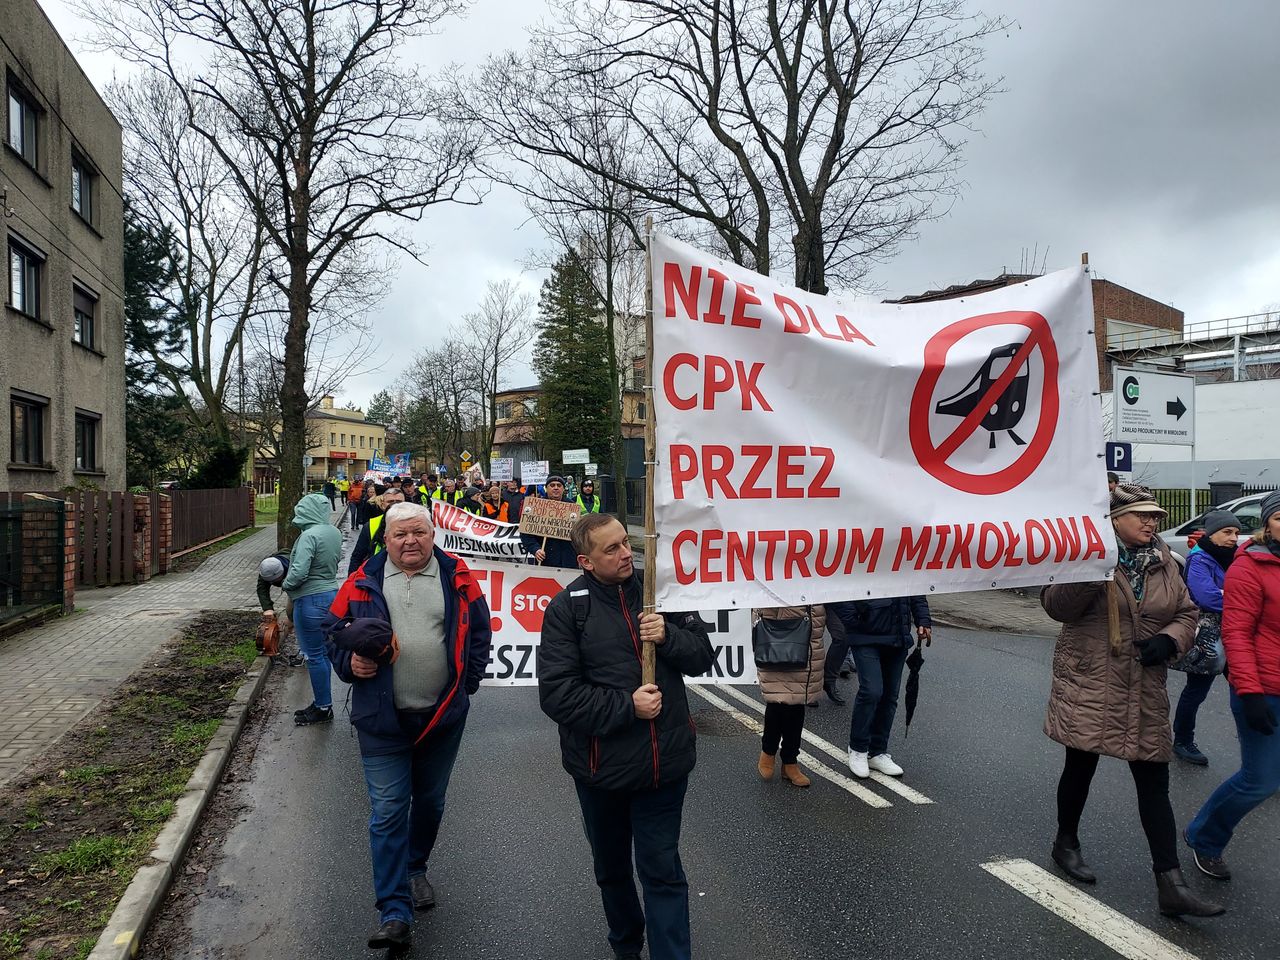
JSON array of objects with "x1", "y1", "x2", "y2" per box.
[
  {"x1": 1109, "y1": 483, "x2": 1166, "y2": 519},
  {"x1": 1201, "y1": 510, "x2": 1241, "y2": 538}
]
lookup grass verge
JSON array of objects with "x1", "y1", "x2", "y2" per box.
[
  {"x1": 168, "y1": 526, "x2": 262, "y2": 574},
  {"x1": 0, "y1": 610, "x2": 261, "y2": 960}
]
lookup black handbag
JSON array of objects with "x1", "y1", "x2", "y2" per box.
[{"x1": 752, "y1": 614, "x2": 811, "y2": 670}]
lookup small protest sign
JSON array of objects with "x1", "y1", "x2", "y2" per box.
[
  {"x1": 520, "y1": 460, "x2": 550, "y2": 485},
  {"x1": 518, "y1": 497, "x2": 581, "y2": 541},
  {"x1": 490, "y1": 458, "x2": 515, "y2": 482}
]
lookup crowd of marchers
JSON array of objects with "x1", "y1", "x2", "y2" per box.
[{"x1": 244, "y1": 474, "x2": 1280, "y2": 958}]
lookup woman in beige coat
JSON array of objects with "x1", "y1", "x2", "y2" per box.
[
  {"x1": 754, "y1": 605, "x2": 839, "y2": 788},
  {"x1": 1041, "y1": 484, "x2": 1222, "y2": 918}
]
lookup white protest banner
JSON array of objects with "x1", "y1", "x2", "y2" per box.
[
  {"x1": 650, "y1": 233, "x2": 1116, "y2": 611},
  {"x1": 490, "y1": 458, "x2": 515, "y2": 482},
  {"x1": 521, "y1": 460, "x2": 550, "y2": 485},
  {"x1": 432, "y1": 501, "x2": 527, "y2": 562},
  {"x1": 466, "y1": 557, "x2": 756, "y2": 686},
  {"x1": 562, "y1": 448, "x2": 590, "y2": 465}
]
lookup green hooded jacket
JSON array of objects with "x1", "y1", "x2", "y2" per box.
[{"x1": 281, "y1": 494, "x2": 343, "y2": 601}]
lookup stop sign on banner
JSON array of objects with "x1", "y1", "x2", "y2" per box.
[{"x1": 510, "y1": 576, "x2": 562, "y2": 632}]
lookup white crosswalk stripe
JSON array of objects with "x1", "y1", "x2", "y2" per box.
[
  {"x1": 981, "y1": 858, "x2": 1203, "y2": 960},
  {"x1": 689, "y1": 685, "x2": 892, "y2": 808},
  {"x1": 711, "y1": 683, "x2": 936, "y2": 805}
]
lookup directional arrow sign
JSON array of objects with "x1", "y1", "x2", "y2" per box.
[{"x1": 1113, "y1": 367, "x2": 1195, "y2": 446}]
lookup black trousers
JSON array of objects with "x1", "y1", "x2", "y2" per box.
[
  {"x1": 1056, "y1": 746, "x2": 1179, "y2": 872},
  {"x1": 761, "y1": 702, "x2": 806, "y2": 764}
]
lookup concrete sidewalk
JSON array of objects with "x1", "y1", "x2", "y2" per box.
[{"x1": 0, "y1": 525, "x2": 278, "y2": 787}]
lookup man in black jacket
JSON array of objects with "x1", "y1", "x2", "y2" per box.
[{"x1": 538, "y1": 514, "x2": 714, "y2": 960}]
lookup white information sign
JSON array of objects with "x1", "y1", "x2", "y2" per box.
[
  {"x1": 584, "y1": 463, "x2": 599, "y2": 476},
  {"x1": 520, "y1": 460, "x2": 550, "y2": 485},
  {"x1": 1112, "y1": 367, "x2": 1195, "y2": 446},
  {"x1": 562, "y1": 448, "x2": 590, "y2": 465}
]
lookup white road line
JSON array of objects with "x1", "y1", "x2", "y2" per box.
[
  {"x1": 981, "y1": 858, "x2": 1202, "y2": 960},
  {"x1": 711, "y1": 684, "x2": 936, "y2": 805},
  {"x1": 689, "y1": 685, "x2": 892, "y2": 808}
]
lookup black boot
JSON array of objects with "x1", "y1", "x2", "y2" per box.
[
  {"x1": 367, "y1": 919, "x2": 412, "y2": 948},
  {"x1": 1156, "y1": 868, "x2": 1225, "y2": 917},
  {"x1": 1051, "y1": 835, "x2": 1096, "y2": 884}
]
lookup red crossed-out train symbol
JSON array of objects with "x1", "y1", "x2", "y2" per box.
[{"x1": 909, "y1": 311, "x2": 1060, "y2": 496}]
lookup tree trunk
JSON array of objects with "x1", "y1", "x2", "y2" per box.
[
  {"x1": 277, "y1": 265, "x2": 311, "y2": 549},
  {"x1": 793, "y1": 219, "x2": 826, "y2": 295}
]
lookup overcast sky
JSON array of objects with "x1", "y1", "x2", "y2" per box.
[{"x1": 40, "y1": 0, "x2": 1280, "y2": 410}]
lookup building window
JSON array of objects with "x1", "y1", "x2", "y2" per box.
[
  {"x1": 498, "y1": 401, "x2": 513, "y2": 420},
  {"x1": 71, "y1": 156, "x2": 95, "y2": 223},
  {"x1": 523, "y1": 398, "x2": 538, "y2": 416},
  {"x1": 75, "y1": 411, "x2": 100, "y2": 472},
  {"x1": 637, "y1": 401, "x2": 647, "y2": 420},
  {"x1": 330, "y1": 432, "x2": 336, "y2": 446},
  {"x1": 7, "y1": 84, "x2": 38, "y2": 167},
  {"x1": 9, "y1": 392, "x2": 47, "y2": 465},
  {"x1": 73, "y1": 285, "x2": 96, "y2": 348},
  {"x1": 8, "y1": 239, "x2": 42, "y2": 318},
  {"x1": 340, "y1": 432, "x2": 346, "y2": 446}
]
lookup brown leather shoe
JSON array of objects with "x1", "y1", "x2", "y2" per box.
[
  {"x1": 781, "y1": 763, "x2": 811, "y2": 788},
  {"x1": 757, "y1": 751, "x2": 776, "y2": 780}
]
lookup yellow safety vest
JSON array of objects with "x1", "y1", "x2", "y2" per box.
[{"x1": 369, "y1": 515, "x2": 385, "y2": 555}]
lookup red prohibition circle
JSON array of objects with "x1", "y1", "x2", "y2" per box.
[{"x1": 909, "y1": 310, "x2": 1060, "y2": 495}]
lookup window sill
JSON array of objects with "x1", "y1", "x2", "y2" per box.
[
  {"x1": 71, "y1": 339, "x2": 106, "y2": 359},
  {"x1": 70, "y1": 208, "x2": 103, "y2": 239},
  {"x1": 5, "y1": 305, "x2": 54, "y2": 331},
  {"x1": 73, "y1": 469, "x2": 106, "y2": 478},
  {"x1": 7, "y1": 462, "x2": 56, "y2": 473},
  {"x1": 3, "y1": 143, "x2": 50, "y2": 187}
]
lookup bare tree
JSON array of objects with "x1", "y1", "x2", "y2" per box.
[
  {"x1": 474, "y1": 0, "x2": 1006, "y2": 293},
  {"x1": 85, "y1": 0, "x2": 483, "y2": 544},
  {"x1": 462, "y1": 280, "x2": 535, "y2": 473},
  {"x1": 111, "y1": 72, "x2": 271, "y2": 445}
]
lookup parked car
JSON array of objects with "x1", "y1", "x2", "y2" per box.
[
  {"x1": 1158, "y1": 492, "x2": 1268, "y2": 558},
  {"x1": 158, "y1": 480, "x2": 181, "y2": 490}
]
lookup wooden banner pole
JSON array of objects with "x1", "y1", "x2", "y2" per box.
[{"x1": 642, "y1": 215, "x2": 657, "y2": 686}]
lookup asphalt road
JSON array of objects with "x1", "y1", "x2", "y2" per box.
[{"x1": 141, "y1": 616, "x2": 1279, "y2": 960}]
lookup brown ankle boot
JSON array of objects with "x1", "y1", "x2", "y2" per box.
[
  {"x1": 781, "y1": 763, "x2": 811, "y2": 788},
  {"x1": 757, "y1": 752, "x2": 776, "y2": 779}
]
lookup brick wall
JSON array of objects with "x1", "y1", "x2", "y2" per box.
[
  {"x1": 1092, "y1": 279, "x2": 1184, "y2": 389},
  {"x1": 62, "y1": 499, "x2": 76, "y2": 613},
  {"x1": 133, "y1": 493, "x2": 152, "y2": 583},
  {"x1": 18, "y1": 493, "x2": 74, "y2": 614},
  {"x1": 157, "y1": 494, "x2": 172, "y2": 575},
  {"x1": 246, "y1": 487, "x2": 256, "y2": 529}
]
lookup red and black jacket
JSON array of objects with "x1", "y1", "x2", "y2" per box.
[
  {"x1": 537, "y1": 570, "x2": 713, "y2": 791},
  {"x1": 323, "y1": 547, "x2": 492, "y2": 755}
]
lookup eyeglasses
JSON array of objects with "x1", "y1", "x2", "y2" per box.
[{"x1": 1131, "y1": 513, "x2": 1163, "y2": 526}]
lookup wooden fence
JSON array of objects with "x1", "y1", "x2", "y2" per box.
[{"x1": 169, "y1": 488, "x2": 252, "y2": 553}]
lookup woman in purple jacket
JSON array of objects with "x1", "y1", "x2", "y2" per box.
[{"x1": 1173, "y1": 510, "x2": 1241, "y2": 765}]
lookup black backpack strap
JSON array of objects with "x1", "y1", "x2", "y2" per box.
[{"x1": 568, "y1": 586, "x2": 591, "y2": 636}]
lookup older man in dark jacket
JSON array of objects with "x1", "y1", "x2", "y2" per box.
[
  {"x1": 539, "y1": 514, "x2": 714, "y2": 960},
  {"x1": 324, "y1": 501, "x2": 492, "y2": 952}
]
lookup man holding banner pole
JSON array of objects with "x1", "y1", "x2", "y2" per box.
[{"x1": 538, "y1": 513, "x2": 713, "y2": 960}]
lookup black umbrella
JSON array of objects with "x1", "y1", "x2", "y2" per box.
[{"x1": 903, "y1": 638, "x2": 926, "y2": 735}]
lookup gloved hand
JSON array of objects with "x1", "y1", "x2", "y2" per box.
[
  {"x1": 1136, "y1": 633, "x2": 1178, "y2": 666},
  {"x1": 1240, "y1": 694, "x2": 1277, "y2": 736}
]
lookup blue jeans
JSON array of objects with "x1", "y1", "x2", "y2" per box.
[
  {"x1": 848, "y1": 643, "x2": 908, "y2": 755},
  {"x1": 1185, "y1": 691, "x2": 1280, "y2": 857},
  {"x1": 575, "y1": 776, "x2": 691, "y2": 960},
  {"x1": 1173, "y1": 671, "x2": 1216, "y2": 745},
  {"x1": 293, "y1": 590, "x2": 337, "y2": 709},
  {"x1": 361, "y1": 717, "x2": 467, "y2": 924}
]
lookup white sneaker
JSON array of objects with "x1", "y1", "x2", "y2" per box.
[
  {"x1": 868, "y1": 754, "x2": 904, "y2": 777},
  {"x1": 847, "y1": 749, "x2": 870, "y2": 779}
]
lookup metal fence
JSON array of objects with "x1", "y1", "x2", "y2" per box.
[
  {"x1": 0, "y1": 499, "x2": 66, "y2": 625},
  {"x1": 170, "y1": 488, "x2": 250, "y2": 553}
]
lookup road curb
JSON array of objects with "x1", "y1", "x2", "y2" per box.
[{"x1": 87, "y1": 655, "x2": 274, "y2": 960}]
